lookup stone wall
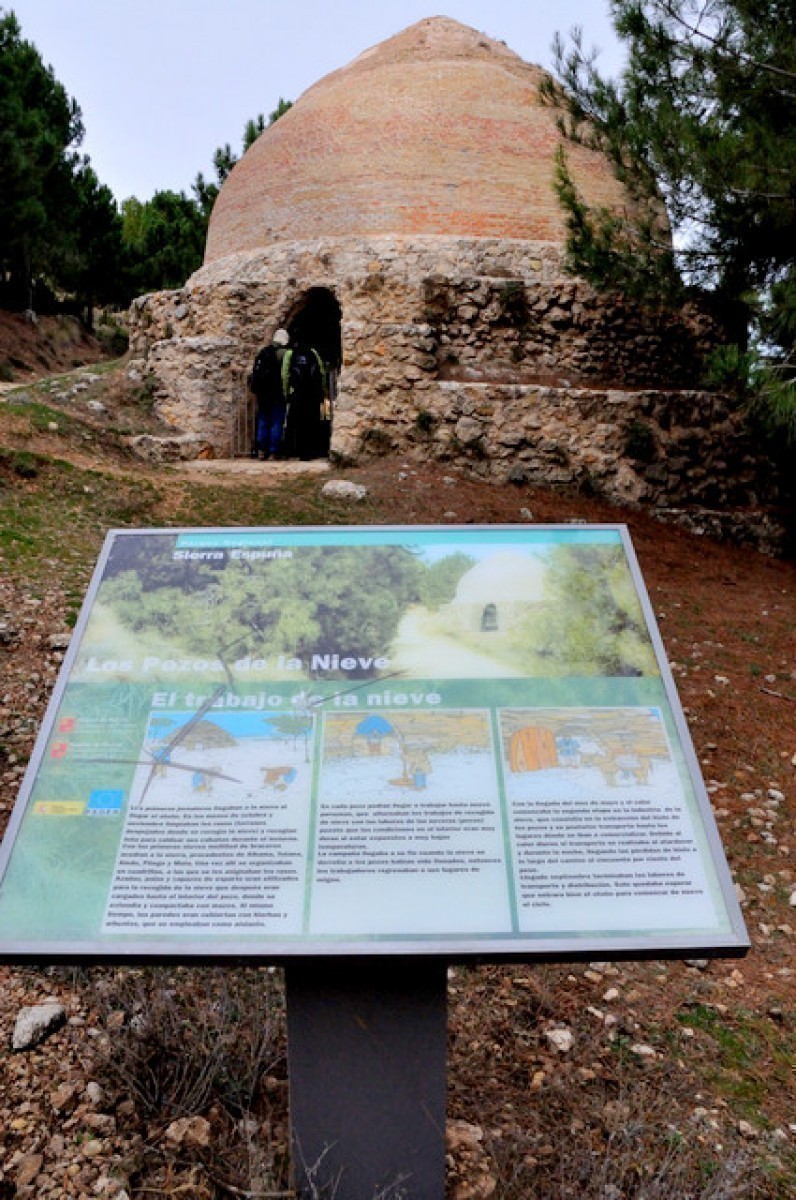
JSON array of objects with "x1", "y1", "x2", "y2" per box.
[{"x1": 127, "y1": 234, "x2": 783, "y2": 546}]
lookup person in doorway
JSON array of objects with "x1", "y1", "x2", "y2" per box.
[
  {"x1": 281, "y1": 341, "x2": 327, "y2": 459},
  {"x1": 248, "y1": 328, "x2": 291, "y2": 459}
]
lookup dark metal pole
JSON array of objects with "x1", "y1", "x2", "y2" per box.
[{"x1": 285, "y1": 957, "x2": 447, "y2": 1199}]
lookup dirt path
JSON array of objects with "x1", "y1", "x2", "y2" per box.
[
  {"x1": 391, "y1": 604, "x2": 524, "y2": 677},
  {"x1": 174, "y1": 457, "x2": 330, "y2": 483}
]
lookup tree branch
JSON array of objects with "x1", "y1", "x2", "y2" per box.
[{"x1": 659, "y1": 0, "x2": 796, "y2": 84}]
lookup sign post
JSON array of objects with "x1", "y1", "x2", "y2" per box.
[
  {"x1": 0, "y1": 525, "x2": 748, "y2": 1197},
  {"x1": 286, "y1": 957, "x2": 447, "y2": 1199}
]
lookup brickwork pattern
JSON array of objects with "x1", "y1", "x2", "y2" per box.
[{"x1": 205, "y1": 18, "x2": 629, "y2": 263}]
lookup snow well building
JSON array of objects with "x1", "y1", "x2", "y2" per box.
[{"x1": 128, "y1": 16, "x2": 778, "y2": 539}]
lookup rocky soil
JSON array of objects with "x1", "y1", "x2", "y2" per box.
[
  {"x1": 0, "y1": 311, "x2": 117, "y2": 386},
  {"x1": 0, "y1": 355, "x2": 794, "y2": 1198}
]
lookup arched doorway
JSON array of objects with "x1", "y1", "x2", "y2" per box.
[
  {"x1": 481, "y1": 603, "x2": 498, "y2": 632},
  {"x1": 286, "y1": 287, "x2": 342, "y2": 371},
  {"x1": 282, "y1": 287, "x2": 342, "y2": 460}
]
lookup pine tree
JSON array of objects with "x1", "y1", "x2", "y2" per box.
[
  {"x1": 60, "y1": 162, "x2": 125, "y2": 328},
  {"x1": 545, "y1": 1, "x2": 796, "y2": 438},
  {"x1": 0, "y1": 10, "x2": 84, "y2": 306}
]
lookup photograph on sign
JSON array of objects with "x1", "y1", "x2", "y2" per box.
[{"x1": 0, "y1": 525, "x2": 748, "y2": 958}]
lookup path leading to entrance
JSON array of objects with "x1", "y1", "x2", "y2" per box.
[
  {"x1": 391, "y1": 605, "x2": 524, "y2": 678},
  {"x1": 174, "y1": 458, "x2": 331, "y2": 480}
]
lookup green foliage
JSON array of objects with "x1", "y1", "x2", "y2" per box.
[
  {"x1": 545, "y1": 1, "x2": 796, "y2": 441},
  {"x1": 267, "y1": 97, "x2": 292, "y2": 126},
  {"x1": 0, "y1": 446, "x2": 39, "y2": 478},
  {"x1": 518, "y1": 545, "x2": 658, "y2": 676},
  {"x1": 98, "y1": 546, "x2": 422, "y2": 676},
  {"x1": 0, "y1": 11, "x2": 132, "y2": 315},
  {"x1": 0, "y1": 9, "x2": 83, "y2": 306},
  {"x1": 121, "y1": 190, "x2": 206, "y2": 293},
  {"x1": 60, "y1": 161, "x2": 126, "y2": 326},
  {"x1": 623, "y1": 417, "x2": 658, "y2": 463},
  {"x1": 497, "y1": 280, "x2": 531, "y2": 330},
  {"x1": 414, "y1": 408, "x2": 437, "y2": 434},
  {"x1": 417, "y1": 552, "x2": 475, "y2": 611},
  {"x1": 0, "y1": 7, "x2": 295, "y2": 303},
  {"x1": 553, "y1": 145, "x2": 678, "y2": 303},
  {"x1": 361, "y1": 426, "x2": 393, "y2": 454},
  {"x1": 243, "y1": 116, "x2": 266, "y2": 151},
  {"x1": 95, "y1": 312, "x2": 129, "y2": 357}
]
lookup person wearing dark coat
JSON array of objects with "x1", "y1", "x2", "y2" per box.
[
  {"x1": 249, "y1": 328, "x2": 290, "y2": 459},
  {"x1": 282, "y1": 342, "x2": 327, "y2": 460}
]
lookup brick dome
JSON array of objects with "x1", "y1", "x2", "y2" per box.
[{"x1": 204, "y1": 16, "x2": 628, "y2": 264}]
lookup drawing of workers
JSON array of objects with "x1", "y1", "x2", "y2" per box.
[
  {"x1": 261, "y1": 765, "x2": 298, "y2": 791},
  {"x1": 191, "y1": 769, "x2": 212, "y2": 794},
  {"x1": 555, "y1": 735, "x2": 580, "y2": 766},
  {"x1": 575, "y1": 736, "x2": 606, "y2": 769},
  {"x1": 406, "y1": 748, "x2": 432, "y2": 790},
  {"x1": 152, "y1": 745, "x2": 172, "y2": 777},
  {"x1": 616, "y1": 752, "x2": 650, "y2": 784}
]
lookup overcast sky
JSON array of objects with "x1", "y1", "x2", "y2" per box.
[{"x1": 9, "y1": 1, "x2": 626, "y2": 205}]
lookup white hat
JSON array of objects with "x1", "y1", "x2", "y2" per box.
[{"x1": 272, "y1": 328, "x2": 290, "y2": 347}]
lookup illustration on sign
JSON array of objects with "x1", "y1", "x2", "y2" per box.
[{"x1": 0, "y1": 526, "x2": 748, "y2": 958}]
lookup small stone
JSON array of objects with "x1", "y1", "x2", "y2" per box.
[
  {"x1": 12, "y1": 1002, "x2": 66, "y2": 1050},
  {"x1": 51, "y1": 1081, "x2": 78, "y2": 1110},
  {"x1": 321, "y1": 480, "x2": 368, "y2": 502},
  {"x1": 16, "y1": 1154, "x2": 43, "y2": 1187},
  {"x1": 630, "y1": 1042, "x2": 657, "y2": 1059},
  {"x1": 545, "y1": 1027, "x2": 574, "y2": 1053},
  {"x1": 738, "y1": 1120, "x2": 757, "y2": 1139},
  {"x1": 164, "y1": 1115, "x2": 212, "y2": 1149},
  {"x1": 446, "y1": 1120, "x2": 484, "y2": 1153},
  {"x1": 86, "y1": 1081, "x2": 103, "y2": 1105}
]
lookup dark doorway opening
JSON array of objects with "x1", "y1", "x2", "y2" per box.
[
  {"x1": 283, "y1": 287, "x2": 342, "y2": 460},
  {"x1": 286, "y1": 288, "x2": 342, "y2": 371},
  {"x1": 481, "y1": 603, "x2": 498, "y2": 632}
]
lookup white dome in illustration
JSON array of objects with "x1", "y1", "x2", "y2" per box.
[{"x1": 454, "y1": 552, "x2": 546, "y2": 605}]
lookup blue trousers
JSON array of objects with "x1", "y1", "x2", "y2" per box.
[{"x1": 255, "y1": 400, "x2": 286, "y2": 456}]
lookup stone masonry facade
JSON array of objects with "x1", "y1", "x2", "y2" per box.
[{"x1": 128, "y1": 234, "x2": 783, "y2": 549}]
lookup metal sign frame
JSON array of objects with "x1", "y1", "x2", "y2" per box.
[{"x1": 0, "y1": 524, "x2": 749, "y2": 962}]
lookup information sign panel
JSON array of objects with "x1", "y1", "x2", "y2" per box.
[{"x1": 0, "y1": 525, "x2": 749, "y2": 959}]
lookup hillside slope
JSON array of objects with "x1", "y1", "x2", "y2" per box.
[{"x1": 0, "y1": 375, "x2": 793, "y2": 1198}]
